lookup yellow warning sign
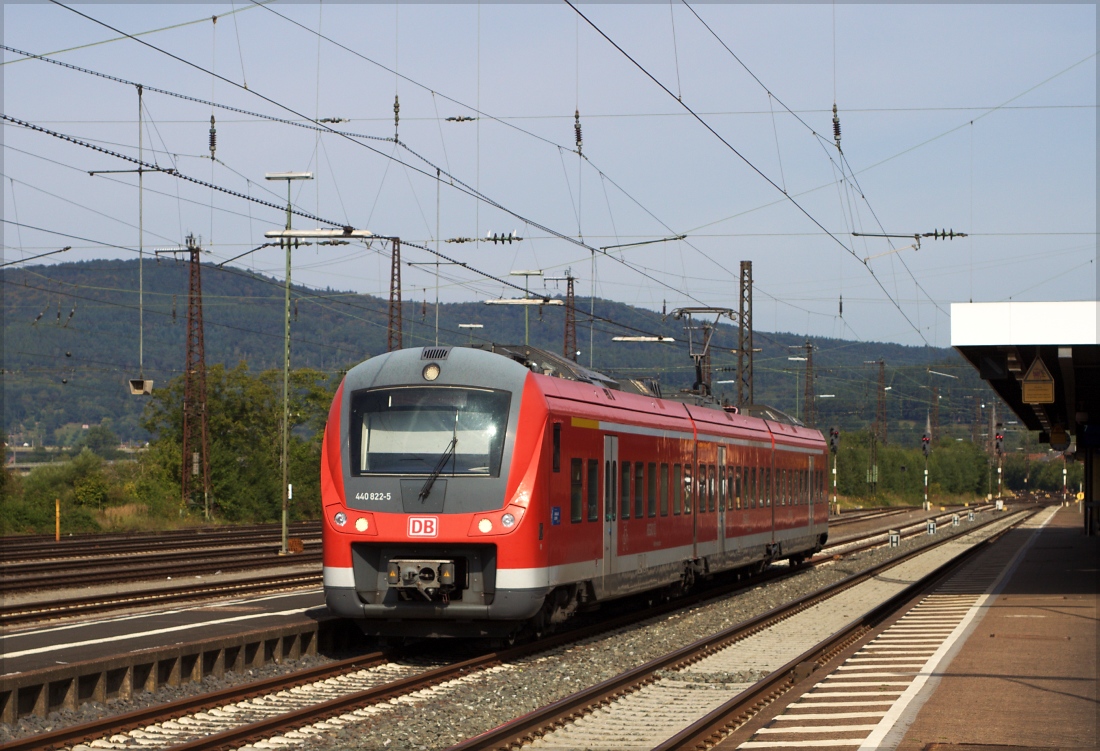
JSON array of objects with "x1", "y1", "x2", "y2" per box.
[{"x1": 1022, "y1": 358, "x2": 1054, "y2": 404}]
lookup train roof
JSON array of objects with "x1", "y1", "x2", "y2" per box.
[{"x1": 474, "y1": 344, "x2": 807, "y2": 430}]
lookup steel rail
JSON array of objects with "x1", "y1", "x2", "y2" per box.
[
  {"x1": 0, "y1": 540, "x2": 320, "y2": 577},
  {"x1": 446, "y1": 509, "x2": 1030, "y2": 751},
  {"x1": 0, "y1": 522, "x2": 320, "y2": 558},
  {"x1": 0, "y1": 550, "x2": 321, "y2": 594},
  {"x1": 0, "y1": 651, "x2": 394, "y2": 751},
  {"x1": 0, "y1": 532, "x2": 316, "y2": 563},
  {"x1": 0, "y1": 572, "x2": 323, "y2": 627}
]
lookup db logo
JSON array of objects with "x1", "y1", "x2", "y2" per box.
[{"x1": 408, "y1": 516, "x2": 439, "y2": 537}]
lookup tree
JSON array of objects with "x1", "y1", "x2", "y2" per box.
[
  {"x1": 142, "y1": 363, "x2": 337, "y2": 523},
  {"x1": 76, "y1": 425, "x2": 120, "y2": 459}
]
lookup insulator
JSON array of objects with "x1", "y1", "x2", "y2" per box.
[
  {"x1": 394, "y1": 95, "x2": 400, "y2": 140},
  {"x1": 839, "y1": 294, "x2": 843, "y2": 316},
  {"x1": 832, "y1": 103, "x2": 841, "y2": 148},
  {"x1": 208, "y1": 115, "x2": 216, "y2": 158},
  {"x1": 574, "y1": 109, "x2": 583, "y2": 151}
]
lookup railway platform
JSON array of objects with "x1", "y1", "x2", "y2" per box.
[
  {"x1": 726, "y1": 504, "x2": 1096, "y2": 750},
  {"x1": 892, "y1": 504, "x2": 1097, "y2": 750}
]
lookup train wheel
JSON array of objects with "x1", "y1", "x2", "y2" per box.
[{"x1": 489, "y1": 631, "x2": 518, "y2": 650}]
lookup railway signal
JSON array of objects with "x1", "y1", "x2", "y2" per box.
[
  {"x1": 922, "y1": 433, "x2": 931, "y2": 457},
  {"x1": 829, "y1": 427, "x2": 839, "y2": 453},
  {"x1": 994, "y1": 432, "x2": 1004, "y2": 455}
]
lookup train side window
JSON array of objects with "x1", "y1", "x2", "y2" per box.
[
  {"x1": 734, "y1": 466, "x2": 742, "y2": 510},
  {"x1": 647, "y1": 463, "x2": 657, "y2": 517},
  {"x1": 719, "y1": 466, "x2": 727, "y2": 510},
  {"x1": 673, "y1": 463, "x2": 682, "y2": 515},
  {"x1": 765, "y1": 468, "x2": 772, "y2": 507},
  {"x1": 683, "y1": 464, "x2": 693, "y2": 514},
  {"x1": 659, "y1": 463, "x2": 669, "y2": 516},
  {"x1": 620, "y1": 461, "x2": 632, "y2": 520},
  {"x1": 553, "y1": 423, "x2": 561, "y2": 472},
  {"x1": 570, "y1": 458, "x2": 583, "y2": 522},
  {"x1": 708, "y1": 465, "x2": 716, "y2": 512},
  {"x1": 781, "y1": 469, "x2": 788, "y2": 506},
  {"x1": 749, "y1": 466, "x2": 756, "y2": 509},
  {"x1": 634, "y1": 463, "x2": 645, "y2": 518},
  {"x1": 587, "y1": 459, "x2": 599, "y2": 521}
]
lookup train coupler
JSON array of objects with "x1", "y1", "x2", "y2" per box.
[{"x1": 386, "y1": 558, "x2": 458, "y2": 601}]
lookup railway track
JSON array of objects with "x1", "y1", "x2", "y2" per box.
[
  {"x1": 0, "y1": 523, "x2": 321, "y2": 563},
  {"x1": 0, "y1": 547, "x2": 321, "y2": 596},
  {"x1": 4, "y1": 506, "x2": 1027, "y2": 751},
  {"x1": 0, "y1": 505, "x2": 994, "y2": 628},
  {"x1": 452, "y1": 508, "x2": 1034, "y2": 751},
  {"x1": 0, "y1": 505, "x2": 981, "y2": 628},
  {"x1": 0, "y1": 572, "x2": 323, "y2": 627}
]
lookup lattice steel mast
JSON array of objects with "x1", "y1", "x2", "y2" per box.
[
  {"x1": 180, "y1": 234, "x2": 211, "y2": 519},
  {"x1": 737, "y1": 261, "x2": 754, "y2": 407},
  {"x1": 387, "y1": 238, "x2": 402, "y2": 351}
]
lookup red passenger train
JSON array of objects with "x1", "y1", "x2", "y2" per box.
[{"x1": 321, "y1": 344, "x2": 829, "y2": 638}]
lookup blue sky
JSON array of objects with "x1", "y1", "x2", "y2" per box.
[{"x1": 3, "y1": 2, "x2": 1096, "y2": 348}]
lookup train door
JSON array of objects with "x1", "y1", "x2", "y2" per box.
[
  {"x1": 603, "y1": 435, "x2": 619, "y2": 577},
  {"x1": 807, "y1": 455, "x2": 815, "y2": 534},
  {"x1": 717, "y1": 446, "x2": 727, "y2": 555}
]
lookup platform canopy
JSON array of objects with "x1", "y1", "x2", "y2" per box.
[{"x1": 951, "y1": 301, "x2": 1100, "y2": 448}]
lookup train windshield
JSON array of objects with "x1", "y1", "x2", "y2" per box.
[{"x1": 349, "y1": 387, "x2": 510, "y2": 476}]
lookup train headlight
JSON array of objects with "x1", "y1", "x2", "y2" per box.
[
  {"x1": 478, "y1": 518, "x2": 492, "y2": 533},
  {"x1": 355, "y1": 517, "x2": 369, "y2": 532},
  {"x1": 422, "y1": 363, "x2": 441, "y2": 381},
  {"x1": 501, "y1": 513, "x2": 516, "y2": 528},
  {"x1": 333, "y1": 511, "x2": 348, "y2": 527}
]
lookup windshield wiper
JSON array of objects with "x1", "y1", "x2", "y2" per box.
[{"x1": 418, "y1": 436, "x2": 457, "y2": 502}]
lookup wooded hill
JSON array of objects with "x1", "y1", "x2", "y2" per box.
[{"x1": 3, "y1": 259, "x2": 995, "y2": 446}]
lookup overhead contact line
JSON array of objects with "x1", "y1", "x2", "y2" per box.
[{"x1": 38, "y1": 4, "x2": 716, "y2": 318}]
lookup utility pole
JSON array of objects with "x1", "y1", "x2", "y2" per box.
[
  {"x1": 263, "y1": 171, "x2": 312, "y2": 554},
  {"x1": 803, "y1": 341, "x2": 815, "y2": 428},
  {"x1": 868, "y1": 432, "x2": 878, "y2": 498},
  {"x1": 263, "y1": 224, "x2": 373, "y2": 552},
  {"x1": 179, "y1": 234, "x2": 211, "y2": 520},
  {"x1": 388, "y1": 238, "x2": 403, "y2": 352},
  {"x1": 702, "y1": 324, "x2": 713, "y2": 394},
  {"x1": 545, "y1": 269, "x2": 578, "y2": 361},
  {"x1": 564, "y1": 272, "x2": 577, "y2": 361},
  {"x1": 876, "y1": 359, "x2": 887, "y2": 445},
  {"x1": 737, "y1": 261, "x2": 753, "y2": 407},
  {"x1": 931, "y1": 385, "x2": 940, "y2": 444}
]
